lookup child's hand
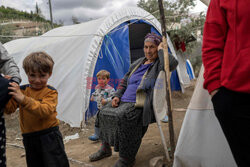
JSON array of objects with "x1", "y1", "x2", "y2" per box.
[
  {"x1": 8, "y1": 82, "x2": 25, "y2": 103},
  {"x1": 112, "y1": 97, "x2": 120, "y2": 107},
  {"x1": 101, "y1": 98, "x2": 107, "y2": 106},
  {"x1": 90, "y1": 95, "x2": 94, "y2": 101},
  {"x1": 4, "y1": 75, "x2": 12, "y2": 80}
]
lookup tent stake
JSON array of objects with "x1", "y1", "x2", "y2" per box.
[{"x1": 158, "y1": 0, "x2": 176, "y2": 162}]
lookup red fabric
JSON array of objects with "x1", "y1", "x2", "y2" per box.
[
  {"x1": 175, "y1": 41, "x2": 186, "y2": 52},
  {"x1": 180, "y1": 42, "x2": 186, "y2": 52},
  {"x1": 202, "y1": 0, "x2": 250, "y2": 94}
]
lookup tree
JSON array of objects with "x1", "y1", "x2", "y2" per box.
[
  {"x1": 34, "y1": 2, "x2": 45, "y2": 19},
  {"x1": 0, "y1": 25, "x2": 15, "y2": 44},
  {"x1": 57, "y1": 19, "x2": 64, "y2": 26},
  {"x1": 137, "y1": 0, "x2": 205, "y2": 54},
  {"x1": 35, "y1": 2, "x2": 39, "y2": 15},
  {"x1": 72, "y1": 16, "x2": 80, "y2": 24}
]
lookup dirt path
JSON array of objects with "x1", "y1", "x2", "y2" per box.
[{"x1": 5, "y1": 84, "x2": 194, "y2": 167}]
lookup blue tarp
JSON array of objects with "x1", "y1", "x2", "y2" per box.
[
  {"x1": 86, "y1": 22, "x2": 130, "y2": 119},
  {"x1": 170, "y1": 70, "x2": 181, "y2": 91},
  {"x1": 186, "y1": 60, "x2": 195, "y2": 80},
  {"x1": 86, "y1": 20, "x2": 185, "y2": 120}
]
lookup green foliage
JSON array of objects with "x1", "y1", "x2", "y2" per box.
[
  {"x1": 137, "y1": 0, "x2": 205, "y2": 54},
  {"x1": 72, "y1": 16, "x2": 80, "y2": 24},
  {"x1": 0, "y1": 5, "x2": 61, "y2": 43},
  {"x1": 35, "y1": 3, "x2": 45, "y2": 19},
  {"x1": 0, "y1": 5, "x2": 48, "y2": 22},
  {"x1": 189, "y1": 41, "x2": 202, "y2": 76},
  {"x1": 0, "y1": 25, "x2": 16, "y2": 43}
]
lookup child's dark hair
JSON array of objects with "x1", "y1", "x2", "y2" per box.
[
  {"x1": 96, "y1": 70, "x2": 110, "y2": 79},
  {"x1": 23, "y1": 51, "x2": 54, "y2": 74}
]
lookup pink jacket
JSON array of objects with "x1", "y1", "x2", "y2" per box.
[{"x1": 202, "y1": 0, "x2": 250, "y2": 94}]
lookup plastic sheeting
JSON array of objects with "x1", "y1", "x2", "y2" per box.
[
  {"x1": 175, "y1": 53, "x2": 193, "y2": 92},
  {"x1": 4, "y1": 7, "x2": 192, "y2": 127},
  {"x1": 86, "y1": 22, "x2": 130, "y2": 118},
  {"x1": 171, "y1": 59, "x2": 195, "y2": 91},
  {"x1": 186, "y1": 59, "x2": 195, "y2": 80},
  {"x1": 3, "y1": 7, "x2": 163, "y2": 127},
  {"x1": 173, "y1": 65, "x2": 237, "y2": 167}
]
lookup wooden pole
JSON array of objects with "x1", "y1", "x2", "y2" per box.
[
  {"x1": 158, "y1": 0, "x2": 176, "y2": 159},
  {"x1": 48, "y1": 0, "x2": 54, "y2": 28}
]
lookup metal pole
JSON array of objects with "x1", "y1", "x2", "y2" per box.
[
  {"x1": 48, "y1": 0, "x2": 53, "y2": 28},
  {"x1": 157, "y1": 0, "x2": 176, "y2": 159}
]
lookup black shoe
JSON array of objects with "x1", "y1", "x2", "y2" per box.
[
  {"x1": 113, "y1": 157, "x2": 135, "y2": 167},
  {"x1": 89, "y1": 149, "x2": 112, "y2": 162}
]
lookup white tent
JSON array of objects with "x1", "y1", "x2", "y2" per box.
[
  {"x1": 4, "y1": 7, "x2": 192, "y2": 127},
  {"x1": 173, "y1": 65, "x2": 237, "y2": 167},
  {"x1": 174, "y1": 0, "x2": 236, "y2": 165}
]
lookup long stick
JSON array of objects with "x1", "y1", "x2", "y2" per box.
[
  {"x1": 158, "y1": 0, "x2": 176, "y2": 159},
  {"x1": 156, "y1": 114, "x2": 171, "y2": 162},
  {"x1": 48, "y1": 0, "x2": 54, "y2": 28}
]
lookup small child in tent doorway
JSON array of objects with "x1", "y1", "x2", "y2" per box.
[{"x1": 88, "y1": 70, "x2": 115, "y2": 141}]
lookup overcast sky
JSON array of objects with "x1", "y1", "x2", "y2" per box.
[{"x1": 0, "y1": 0, "x2": 207, "y2": 25}]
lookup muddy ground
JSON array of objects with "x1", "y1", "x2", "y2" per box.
[{"x1": 5, "y1": 82, "x2": 195, "y2": 167}]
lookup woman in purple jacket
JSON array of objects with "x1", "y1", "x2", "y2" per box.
[{"x1": 89, "y1": 33, "x2": 178, "y2": 167}]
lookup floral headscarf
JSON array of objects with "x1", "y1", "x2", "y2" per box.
[{"x1": 144, "y1": 33, "x2": 162, "y2": 46}]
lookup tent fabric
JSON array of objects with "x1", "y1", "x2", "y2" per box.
[
  {"x1": 186, "y1": 59, "x2": 195, "y2": 80},
  {"x1": 86, "y1": 22, "x2": 130, "y2": 119},
  {"x1": 173, "y1": 65, "x2": 237, "y2": 167},
  {"x1": 175, "y1": 53, "x2": 193, "y2": 92},
  {"x1": 170, "y1": 70, "x2": 181, "y2": 91},
  {"x1": 170, "y1": 58, "x2": 195, "y2": 92},
  {"x1": 4, "y1": 7, "x2": 192, "y2": 127},
  {"x1": 86, "y1": 22, "x2": 165, "y2": 118},
  {"x1": 3, "y1": 7, "x2": 168, "y2": 127}
]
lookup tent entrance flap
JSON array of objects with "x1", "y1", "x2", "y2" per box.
[
  {"x1": 129, "y1": 23, "x2": 151, "y2": 64},
  {"x1": 86, "y1": 22, "x2": 130, "y2": 119},
  {"x1": 5, "y1": 7, "x2": 191, "y2": 127}
]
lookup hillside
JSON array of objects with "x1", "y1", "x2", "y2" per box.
[
  {"x1": 0, "y1": 5, "x2": 60, "y2": 44},
  {"x1": 0, "y1": 5, "x2": 48, "y2": 22}
]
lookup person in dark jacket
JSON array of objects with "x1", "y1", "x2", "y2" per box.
[
  {"x1": 89, "y1": 33, "x2": 178, "y2": 167},
  {"x1": 202, "y1": 0, "x2": 250, "y2": 166},
  {"x1": 0, "y1": 42, "x2": 21, "y2": 167}
]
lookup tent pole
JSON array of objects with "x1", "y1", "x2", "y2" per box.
[{"x1": 158, "y1": 0, "x2": 176, "y2": 163}]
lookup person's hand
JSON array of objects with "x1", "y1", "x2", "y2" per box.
[
  {"x1": 4, "y1": 75, "x2": 12, "y2": 80},
  {"x1": 101, "y1": 98, "x2": 107, "y2": 106},
  {"x1": 158, "y1": 42, "x2": 164, "y2": 51},
  {"x1": 112, "y1": 97, "x2": 120, "y2": 107},
  {"x1": 8, "y1": 82, "x2": 25, "y2": 103},
  {"x1": 90, "y1": 95, "x2": 94, "y2": 101},
  {"x1": 210, "y1": 89, "x2": 219, "y2": 98}
]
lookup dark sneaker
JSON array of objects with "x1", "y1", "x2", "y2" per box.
[
  {"x1": 113, "y1": 157, "x2": 135, "y2": 167},
  {"x1": 89, "y1": 149, "x2": 112, "y2": 162}
]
